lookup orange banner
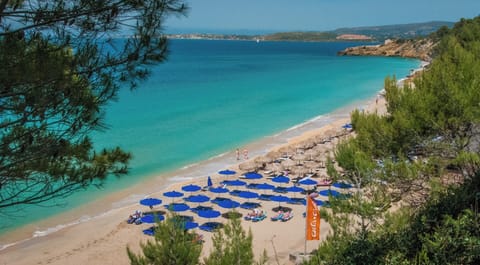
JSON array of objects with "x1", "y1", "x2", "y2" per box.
[{"x1": 306, "y1": 196, "x2": 320, "y2": 240}]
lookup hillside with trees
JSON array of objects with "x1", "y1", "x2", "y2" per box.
[
  {"x1": 262, "y1": 21, "x2": 453, "y2": 42},
  {"x1": 333, "y1": 21, "x2": 454, "y2": 41},
  {"x1": 303, "y1": 16, "x2": 480, "y2": 265}
]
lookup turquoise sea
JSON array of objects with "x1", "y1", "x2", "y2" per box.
[{"x1": 0, "y1": 39, "x2": 419, "y2": 247}]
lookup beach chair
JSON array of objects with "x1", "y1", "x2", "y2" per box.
[
  {"x1": 127, "y1": 210, "x2": 142, "y2": 224},
  {"x1": 281, "y1": 211, "x2": 293, "y2": 222},
  {"x1": 271, "y1": 211, "x2": 284, "y2": 221},
  {"x1": 252, "y1": 211, "x2": 267, "y2": 222},
  {"x1": 244, "y1": 210, "x2": 256, "y2": 221}
]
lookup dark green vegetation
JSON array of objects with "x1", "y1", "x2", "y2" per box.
[
  {"x1": 127, "y1": 214, "x2": 202, "y2": 265},
  {"x1": 263, "y1": 31, "x2": 337, "y2": 42},
  {"x1": 0, "y1": 0, "x2": 186, "y2": 211},
  {"x1": 128, "y1": 214, "x2": 267, "y2": 265},
  {"x1": 303, "y1": 16, "x2": 480, "y2": 265},
  {"x1": 267, "y1": 21, "x2": 453, "y2": 42},
  {"x1": 333, "y1": 21, "x2": 455, "y2": 41}
]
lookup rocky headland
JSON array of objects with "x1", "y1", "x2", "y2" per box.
[{"x1": 338, "y1": 38, "x2": 436, "y2": 61}]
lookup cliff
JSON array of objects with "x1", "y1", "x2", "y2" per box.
[{"x1": 338, "y1": 39, "x2": 436, "y2": 61}]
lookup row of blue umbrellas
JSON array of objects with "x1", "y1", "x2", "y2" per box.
[{"x1": 139, "y1": 170, "x2": 352, "y2": 216}]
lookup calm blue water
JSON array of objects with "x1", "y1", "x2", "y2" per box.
[{"x1": 0, "y1": 39, "x2": 419, "y2": 238}]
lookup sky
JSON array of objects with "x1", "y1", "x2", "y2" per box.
[{"x1": 165, "y1": 0, "x2": 480, "y2": 34}]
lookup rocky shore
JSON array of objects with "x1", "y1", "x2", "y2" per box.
[{"x1": 338, "y1": 38, "x2": 436, "y2": 61}]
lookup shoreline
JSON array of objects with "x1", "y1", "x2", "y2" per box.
[
  {"x1": 0, "y1": 96, "x2": 360, "y2": 250},
  {"x1": 0, "y1": 60, "x2": 421, "y2": 264},
  {"x1": 0, "y1": 92, "x2": 383, "y2": 265}
]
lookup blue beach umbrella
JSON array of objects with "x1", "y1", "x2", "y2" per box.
[
  {"x1": 270, "y1": 195, "x2": 291, "y2": 211},
  {"x1": 314, "y1": 199, "x2": 325, "y2": 206},
  {"x1": 271, "y1": 175, "x2": 290, "y2": 184},
  {"x1": 163, "y1": 190, "x2": 184, "y2": 198},
  {"x1": 332, "y1": 182, "x2": 353, "y2": 189},
  {"x1": 182, "y1": 184, "x2": 202, "y2": 193},
  {"x1": 237, "y1": 191, "x2": 259, "y2": 200},
  {"x1": 319, "y1": 189, "x2": 342, "y2": 198},
  {"x1": 184, "y1": 194, "x2": 210, "y2": 204},
  {"x1": 139, "y1": 198, "x2": 162, "y2": 207},
  {"x1": 140, "y1": 214, "x2": 165, "y2": 224},
  {"x1": 256, "y1": 183, "x2": 275, "y2": 191},
  {"x1": 244, "y1": 172, "x2": 263, "y2": 179},
  {"x1": 286, "y1": 186, "x2": 305, "y2": 193},
  {"x1": 198, "y1": 209, "x2": 221, "y2": 220},
  {"x1": 270, "y1": 195, "x2": 291, "y2": 204},
  {"x1": 209, "y1": 187, "x2": 229, "y2": 194},
  {"x1": 219, "y1": 169, "x2": 236, "y2": 176},
  {"x1": 298, "y1": 178, "x2": 318, "y2": 186},
  {"x1": 164, "y1": 203, "x2": 190, "y2": 212},
  {"x1": 223, "y1": 179, "x2": 246, "y2": 187},
  {"x1": 342, "y1": 123, "x2": 353, "y2": 129},
  {"x1": 217, "y1": 199, "x2": 241, "y2": 209},
  {"x1": 207, "y1": 176, "x2": 213, "y2": 187},
  {"x1": 286, "y1": 186, "x2": 305, "y2": 198},
  {"x1": 183, "y1": 221, "x2": 199, "y2": 230}
]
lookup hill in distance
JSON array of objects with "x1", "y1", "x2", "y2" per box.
[
  {"x1": 168, "y1": 21, "x2": 454, "y2": 42},
  {"x1": 332, "y1": 21, "x2": 455, "y2": 41}
]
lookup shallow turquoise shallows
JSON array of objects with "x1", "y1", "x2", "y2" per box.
[{"x1": 0, "y1": 39, "x2": 419, "y2": 236}]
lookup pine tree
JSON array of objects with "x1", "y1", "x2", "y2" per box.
[
  {"x1": 127, "y1": 214, "x2": 202, "y2": 265},
  {"x1": 203, "y1": 217, "x2": 268, "y2": 265},
  {"x1": 0, "y1": 0, "x2": 187, "y2": 210}
]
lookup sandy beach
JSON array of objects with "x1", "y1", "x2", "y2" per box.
[{"x1": 0, "y1": 93, "x2": 388, "y2": 265}]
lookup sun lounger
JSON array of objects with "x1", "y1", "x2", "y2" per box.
[
  {"x1": 127, "y1": 210, "x2": 142, "y2": 224},
  {"x1": 281, "y1": 211, "x2": 293, "y2": 222},
  {"x1": 271, "y1": 211, "x2": 284, "y2": 221},
  {"x1": 252, "y1": 212, "x2": 267, "y2": 222}
]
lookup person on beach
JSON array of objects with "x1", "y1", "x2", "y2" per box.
[
  {"x1": 243, "y1": 149, "x2": 248, "y2": 160},
  {"x1": 236, "y1": 148, "x2": 240, "y2": 161}
]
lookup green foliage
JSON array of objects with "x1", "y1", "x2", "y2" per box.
[
  {"x1": 127, "y1": 214, "x2": 202, "y2": 265},
  {"x1": 203, "y1": 217, "x2": 267, "y2": 265},
  {"x1": 305, "y1": 16, "x2": 480, "y2": 265},
  {"x1": 263, "y1": 31, "x2": 338, "y2": 41},
  {"x1": 0, "y1": 1, "x2": 187, "y2": 210}
]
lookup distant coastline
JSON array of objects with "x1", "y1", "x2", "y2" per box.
[{"x1": 165, "y1": 21, "x2": 453, "y2": 42}]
